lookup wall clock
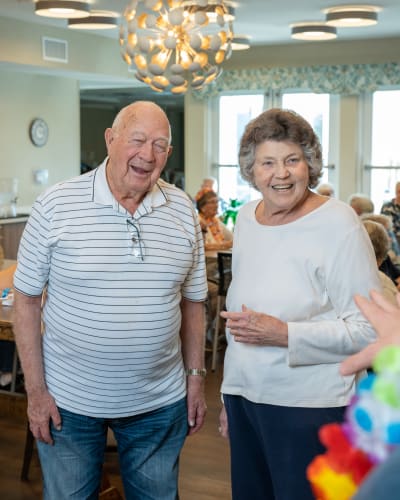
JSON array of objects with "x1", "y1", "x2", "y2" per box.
[{"x1": 29, "y1": 118, "x2": 49, "y2": 147}]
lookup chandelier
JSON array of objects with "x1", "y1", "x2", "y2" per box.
[{"x1": 120, "y1": 0, "x2": 235, "y2": 94}]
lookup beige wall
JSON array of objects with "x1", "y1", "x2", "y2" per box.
[
  {"x1": 0, "y1": 69, "x2": 80, "y2": 209},
  {"x1": 0, "y1": 14, "x2": 134, "y2": 211},
  {"x1": 0, "y1": 16, "x2": 129, "y2": 80}
]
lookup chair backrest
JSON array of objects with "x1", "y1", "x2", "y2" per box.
[{"x1": 217, "y1": 251, "x2": 232, "y2": 297}]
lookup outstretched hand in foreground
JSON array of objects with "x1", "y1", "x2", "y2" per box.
[{"x1": 340, "y1": 290, "x2": 400, "y2": 376}]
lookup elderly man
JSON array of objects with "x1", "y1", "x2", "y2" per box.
[{"x1": 13, "y1": 101, "x2": 207, "y2": 499}]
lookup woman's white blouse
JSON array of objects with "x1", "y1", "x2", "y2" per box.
[{"x1": 221, "y1": 197, "x2": 381, "y2": 408}]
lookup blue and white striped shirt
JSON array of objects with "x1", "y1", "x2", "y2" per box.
[{"x1": 14, "y1": 161, "x2": 207, "y2": 417}]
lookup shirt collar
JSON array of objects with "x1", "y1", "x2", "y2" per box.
[{"x1": 92, "y1": 158, "x2": 169, "y2": 217}]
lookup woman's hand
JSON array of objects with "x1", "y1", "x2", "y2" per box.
[
  {"x1": 220, "y1": 305, "x2": 288, "y2": 347},
  {"x1": 219, "y1": 405, "x2": 229, "y2": 438}
]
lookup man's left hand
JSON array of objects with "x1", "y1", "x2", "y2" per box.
[{"x1": 186, "y1": 376, "x2": 207, "y2": 435}]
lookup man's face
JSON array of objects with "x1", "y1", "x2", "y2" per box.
[{"x1": 105, "y1": 105, "x2": 172, "y2": 200}]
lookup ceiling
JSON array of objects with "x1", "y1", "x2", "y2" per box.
[
  {"x1": 1, "y1": 0, "x2": 400, "y2": 107},
  {"x1": 2, "y1": 0, "x2": 400, "y2": 45}
]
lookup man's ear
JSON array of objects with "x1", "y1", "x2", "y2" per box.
[
  {"x1": 167, "y1": 145, "x2": 173, "y2": 158},
  {"x1": 104, "y1": 128, "x2": 113, "y2": 150}
]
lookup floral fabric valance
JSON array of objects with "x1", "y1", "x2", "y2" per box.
[{"x1": 194, "y1": 62, "x2": 400, "y2": 98}]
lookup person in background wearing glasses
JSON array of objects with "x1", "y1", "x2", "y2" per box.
[
  {"x1": 196, "y1": 189, "x2": 233, "y2": 278},
  {"x1": 13, "y1": 101, "x2": 208, "y2": 500}
]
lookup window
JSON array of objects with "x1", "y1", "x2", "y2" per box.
[
  {"x1": 369, "y1": 89, "x2": 400, "y2": 212},
  {"x1": 218, "y1": 94, "x2": 264, "y2": 204}
]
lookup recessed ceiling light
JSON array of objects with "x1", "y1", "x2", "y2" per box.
[
  {"x1": 324, "y1": 5, "x2": 381, "y2": 27},
  {"x1": 291, "y1": 23, "x2": 337, "y2": 41},
  {"x1": 68, "y1": 11, "x2": 120, "y2": 30},
  {"x1": 230, "y1": 35, "x2": 251, "y2": 50},
  {"x1": 35, "y1": 1, "x2": 90, "y2": 19}
]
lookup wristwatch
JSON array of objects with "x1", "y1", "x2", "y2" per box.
[{"x1": 186, "y1": 368, "x2": 207, "y2": 377}]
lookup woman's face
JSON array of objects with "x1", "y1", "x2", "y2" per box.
[
  {"x1": 201, "y1": 196, "x2": 219, "y2": 218},
  {"x1": 252, "y1": 140, "x2": 310, "y2": 213}
]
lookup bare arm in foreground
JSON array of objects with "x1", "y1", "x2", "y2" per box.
[{"x1": 340, "y1": 290, "x2": 400, "y2": 376}]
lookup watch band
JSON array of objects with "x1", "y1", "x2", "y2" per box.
[{"x1": 186, "y1": 368, "x2": 207, "y2": 377}]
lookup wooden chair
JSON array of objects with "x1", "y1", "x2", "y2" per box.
[
  {"x1": 99, "y1": 475, "x2": 123, "y2": 500},
  {"x1": 211, "y1": 251, "x2": 232, "y2": 371},
  {"x1": 20, "y1": 421, "x2": 34, "y2": 481}
]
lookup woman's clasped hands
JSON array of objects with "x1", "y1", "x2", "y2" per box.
[{"x1": 220, "y1": 305, "x2": 288, "y2": 347}]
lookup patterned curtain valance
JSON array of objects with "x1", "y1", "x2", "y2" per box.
[{"x1": 192, "y1": 62, "x2": 400, "y2": 98}]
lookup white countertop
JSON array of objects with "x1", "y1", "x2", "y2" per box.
[{"x1": 0, "y1": 215, "x2": 30, "y2": 225}]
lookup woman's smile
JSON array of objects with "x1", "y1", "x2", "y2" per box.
[{"x1": 271, "y1": 183, "x2": 294, "y2": 191}]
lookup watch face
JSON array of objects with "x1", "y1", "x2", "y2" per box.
[{"x1": 29, "y1": 118, "x2": 48, "y2": 147}]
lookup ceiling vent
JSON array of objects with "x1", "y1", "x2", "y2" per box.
[{"x1": 42, "y1": 36, "x2": 68, "y2": 63}]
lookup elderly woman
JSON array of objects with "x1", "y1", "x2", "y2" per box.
[{"x1": 218, "y1": 109, "x2": 381, "y2": 500}]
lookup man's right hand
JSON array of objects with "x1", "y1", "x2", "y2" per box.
[{"x1": 27, "y1": 389, "x2": 62, "y2": 445}]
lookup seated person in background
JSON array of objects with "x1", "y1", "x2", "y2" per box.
[
  {"x1": 196, "y1": 190, "x2": 232, "y2": 337},
  {"x1": 361, "y1": 212, "x2": 400, "y2": 264},
  {"x1": 362, "y1": 220, "x2": 398, "y2": 305},
  {"x1": 381, "y1": 181, "x2": 400, "y2": 248},
  {"x1": 348, "y1": 193, "x2": 374, "y2": 216},
  {"x1": 359, "y1": 215, "x2": 400, "y2": 291},
  {"x1": 316, "y1": 182, "x2": 335, "y2": 197},
  {"x1": 378, "y1": 252, "x2": 400, "y2": 290},
  {"x1": 197, "y1": 190, "x2": 233, "y2": 276},
  {"x1": 196, "y1": 177, "x2": 227, "y2": 214},
  {"x1": 0, "y1": 261, "x2": 17, "y2": 387}
]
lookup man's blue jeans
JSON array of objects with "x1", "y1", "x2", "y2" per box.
[{"x1": 36, "y1": 398, "x2": 188, "y2": 500}]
